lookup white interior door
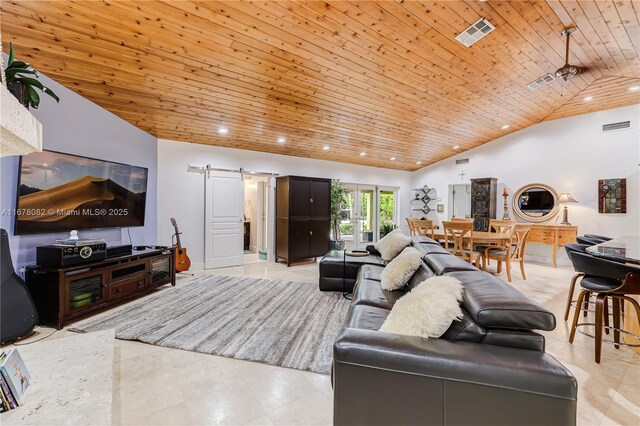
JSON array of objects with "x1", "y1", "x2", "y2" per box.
[{"x1": 205, "y1": 170, "x2": 244, "y2": 269}]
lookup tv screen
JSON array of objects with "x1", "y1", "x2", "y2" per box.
[
  {"x1": 519, "y1": 190, "x2": 554, "y2": 213},
  {"x1": 15, "y1": 150, "x2": 148, "y2": 235}
]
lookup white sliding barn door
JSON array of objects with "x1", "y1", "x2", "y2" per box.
[{"x1": 204, "y1": 170, "x2": 244, "y2": 269}]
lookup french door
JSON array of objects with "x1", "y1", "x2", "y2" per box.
[{"x1": 341, "y1": 185, "x2": 396, "y2": 250}]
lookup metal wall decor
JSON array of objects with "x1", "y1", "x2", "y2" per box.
[{"x1": 598, "y1": 178, "x2": 626, "y2": 213}]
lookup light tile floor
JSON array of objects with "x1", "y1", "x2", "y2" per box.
[{"x1": 13, "y1": 255, "x2": 640, "y2": 425}]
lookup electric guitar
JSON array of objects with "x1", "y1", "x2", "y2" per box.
[{"x1": 170, "y1": 217, "x2": 191, "y2": 272}]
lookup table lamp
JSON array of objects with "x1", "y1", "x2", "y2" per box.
[{"x1": 558, "y1": 192, "x2": 578, "y2": 226}]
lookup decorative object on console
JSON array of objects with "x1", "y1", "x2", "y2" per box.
[
  {"x1": 380, "y1": 276, "x2": 463, "y2": 338},
  {"x1": 512, "y1": 183, "x2": 560, "y2": 223},
  {"x1": 598, "y1": 178, "x2": 626, "y2": 214},
  {"x1": 373, "y1": 228, "x2": 411, "y2": 261},
  {"x1": 558, "y1": 193, "x2": 579, "y2": 226},
  {"x1": 379, "y1": 247, "x2": 423, "y2": 291},
  {"x1": 470, "y1": 177, "x2": 497, "y2": 231},
  {"x1": 502, "y1": 186, "x2": 510, "y2": 220}
]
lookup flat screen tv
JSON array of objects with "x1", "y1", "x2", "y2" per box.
[{"x1": 15, "y1": 150, "x2": 148, "y2": 235}]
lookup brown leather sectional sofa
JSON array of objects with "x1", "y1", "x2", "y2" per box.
[{"x1": 320, "y1": 236, "x2": 577, "y2": 426}]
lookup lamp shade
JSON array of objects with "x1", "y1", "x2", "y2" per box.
[{"x1": 558, "y1": 192, "x2": 578, "y2": 204}]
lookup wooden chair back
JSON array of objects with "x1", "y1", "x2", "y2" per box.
[
  {"x1": 488, "y1": 219, "x2": 516, "y2": 234},
  {"x1": 442, "y1": 220, "x2": 474, "y2": 260},
  {"x1": 451, "y1": 217, "x2": 474, "y2": 222},
  {"x1": 507, "y1": 224, "x2": 533, "y2": 260},
  {"x1": 406, "y1": 218, "x2": 435, "y2": 238}
]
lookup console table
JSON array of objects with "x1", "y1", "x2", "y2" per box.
[
  {"x1": 528, "y1": 224, "x2": 578, "y2": 267},
  {"x1": 25, "y1": 248, "x2": 175, "y2": 329}
]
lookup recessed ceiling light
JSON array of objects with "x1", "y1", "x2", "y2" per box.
[
  {"x1": 390, "y1": 157, "x2": 396, "y2": 161},
  {"x1": 217, "y1": 126, "x2": 229, "y2": 135},
  {"x1": 322, "y1": 145, "x2": 330, "y2": 151},
  {"x1": 453, "y1": 145, "x2": 460, "y2": 150},
  {"x1": 359, "y1": 152, "x2": 366, "y2": 157},
  {"x1": 501, "y1": 124, "x2": 510, "y2": 130},
  {"x1": 629, "y1": 85, "x2": 640, "y2": 92},
  {"x1": 416, "y1": 161, "x2": 422, "y2": 165},
  {"x1": 277, "y1": 136, "x2": 286, "y2": 144},
  {"x1": 583, "y1": 95, "x2": 593, "y2": 101}
]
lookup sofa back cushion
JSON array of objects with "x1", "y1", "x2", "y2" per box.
[
  {"x1": 440, "y1": 307, "x2": 486, "y2": 343},
  {"x1": 446, "y1": 271, "x2": 556, "y2": 331},
  {"x1": 406, "y1": 263, "x2": 436, "y2": 291},
  {"x1": 380, "y1": 247, "x2": 423, "y2": 290},
  {"x1": 412, "y1": 241, "x2": 450, "y2": 257},
  {"x1": 424, "y1": 253, "x2": 478, "y2": 275},
  {"x1": 411, "y1": 236, "x2": 440, "y2": 246}
]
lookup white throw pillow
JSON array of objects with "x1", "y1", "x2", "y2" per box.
[
  {"x1": 380, "y1": 276, "x2": 464, "y2": 338},
  {"x1": 374, "y1": 228, "x2": 411, "y2": 261},
  {"x1": 380, "y1": 247, "x2": 423, "y2": 291}
]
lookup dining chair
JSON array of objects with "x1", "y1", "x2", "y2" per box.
[
  {"x1": 566, "y1": 250, "x2": 640, "y2": 363},
  {"x1": 476, "y1": 219, "x2": 516, "y2": 265},
  {"x1": 482, "y1": 224, "x2": 532, "y2": 282},
  {"x1": 442, "y1": 220, "x2": 481, "y2": 267},
  {"x1": 451, "y1": 217, "x2": 474, "y2": 222},
  {"x1": 408, "y1": 218, "x2": 435, "y2": 238}
]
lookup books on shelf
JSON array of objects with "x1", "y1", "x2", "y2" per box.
[{"x1": 0, "y1": 349, "x2": 31, "y2": 412}]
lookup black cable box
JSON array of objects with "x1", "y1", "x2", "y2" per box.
[{"x1": 106, "y1": 244, "x2": 133, "y2": 258}]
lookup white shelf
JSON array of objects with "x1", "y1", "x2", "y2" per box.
[{"x1": 0, "y1": 83, "x2": 43, "y2": 157}]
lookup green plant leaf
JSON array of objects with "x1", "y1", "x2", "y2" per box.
[
  {"x1": 27, "y1": 86, "x2": 40, "y2": 109},
  {"x1": 42, "y1": 86, "x2": 60, "y2": 103},
  {"x1": 5, "y1": 68, "x2": 38, "y2": 80},
  {"x1": 8, "y1": 42, "x2": 15, "y2": 65},
  {"x1": 5, "y1": 60, "x2": 31, "y2": 70},
  {"x1": 14, "y1": 77, "x2": 45, "y2": 90}
]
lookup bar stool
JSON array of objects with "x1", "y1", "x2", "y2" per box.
[
  {"x1": 583, "y1": 234, "x2": 612, "y2": 242},
  {"x1": 564, "y1": 243, "x2": 590, "y2": 321},
  {"x1": 577, "y1": 235, "x2": 603, "y2": 245},
  {"x1": 567, "y1": 251, "x2": 640, "y2": 363}
]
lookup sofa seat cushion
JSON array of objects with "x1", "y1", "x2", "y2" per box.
[
  {"x1": 424, "y1": 253, "x2": 478, "y2": 275},
  {"x1": 345, "y1": 304, "x2": 390, "y2": 331},
  {"x1": 352, "y1": 278, "x2": 406, "y2": 310},
  {"x1": 446, "y1": 271, "x2": 556, "y2": 331}
]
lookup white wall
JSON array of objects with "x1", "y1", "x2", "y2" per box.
[
  {"x1": 412, "y1": 104, "x2": 640, "y2": 265},
  {"x1": 0, "y1": 72, "x2": 157, "y2": 269},
  {"x1": 157, "y1": 139, "x2": 413, "y2": 269}
]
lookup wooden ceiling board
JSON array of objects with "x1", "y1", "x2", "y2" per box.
[{"x1": 1, "y1": 0, "x2": 639, "y2": 171}]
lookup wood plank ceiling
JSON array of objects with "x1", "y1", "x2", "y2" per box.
[{"x1": 2, "y1": 1, "x2": 639, "y2": 171}]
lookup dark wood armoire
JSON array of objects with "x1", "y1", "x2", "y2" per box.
[
  {"x1": 470, "y1": 177, "x2": 497, "y2": 232},
  {"x1": 275, "y1": 176, "x2": 331, "y2": 266}
]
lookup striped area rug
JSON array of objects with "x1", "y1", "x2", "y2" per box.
[{"x1": 71, "y1": 275, "x2": 350, "y2": 374}]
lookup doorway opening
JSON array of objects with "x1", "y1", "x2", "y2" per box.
[
  {"x1": 448, "y1": 184, "x2": 471, "y2": 219},
  {"x1": 243, "y1": 173, "x2": 272, "y2": 264}
]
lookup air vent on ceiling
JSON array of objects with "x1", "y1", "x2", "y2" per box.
[
  {"x1": 455, "y1": 18, "x2": 495, "y2": 47},
  {"x1": 456, "y1": 158, "x2": 470, "y2": 165},
  {"x1": 602, "y1": 121, "x2": 631, "y2": 132},
  {"x1": 527, "y1": 73, "x2": 556, "y2": 90}
]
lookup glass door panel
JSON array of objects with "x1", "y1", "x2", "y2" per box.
[
  {"x1": 340, "y1": 185, "x2": 356, "y2": 250},
  {"x1": 378, "y1": 188, "x2": 397, "y2": 239},
  {"x1": 358, "y1": 187, "x2": 376, "y2": 246}
]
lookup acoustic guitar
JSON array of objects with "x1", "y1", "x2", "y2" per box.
[{"x1": 170, "y1": 217, "x2": 191, "y2": 272}]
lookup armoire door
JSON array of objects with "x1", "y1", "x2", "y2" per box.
[
  {"x1": 289, "y1": 178, "x2": 310, "y2": 218},
  {"x1": 309, "y1": 220, "x2": 330, "y2": 257},
  {"x1": 289, "y1": 220, "x2": 310, "y2": 259},
  {"x1": 310, "y1": 179, "x2": 330, "y2": 218}
]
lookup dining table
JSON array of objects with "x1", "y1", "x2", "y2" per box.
[
  {"x1": 430, "y1": 230, "x2": 511, "y2": 244},
  {"x1": 586, "y1": 236, "x2": 640, "y2": 354}
]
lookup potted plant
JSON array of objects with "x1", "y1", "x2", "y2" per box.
[
  {"x1": 330, "y1": 179, "x2": 348, "y2": 250},
  {"x1": 5, "y1": 42, "x2": 59, "y2": 109},
  {"x1": 380, "y1": 221, "x2": 397, "y2": 238}
]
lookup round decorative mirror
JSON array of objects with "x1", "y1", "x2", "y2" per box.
[{"x1": 512, "y1": 183, "x2": 559, "y2": 222}]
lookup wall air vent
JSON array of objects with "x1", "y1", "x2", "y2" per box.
[
  {"x1": 527, "y1": 73, "x2": 556, "y2": 90},
  {"x1": 455, "y1": 18, "x2": 495, "y2": 47},
  {"x1": 602, "y1": 121, "x2": 630, "y2": 132},
  {"x1": 455, "y1": 158, "x2": 470, "y2": 165}
]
